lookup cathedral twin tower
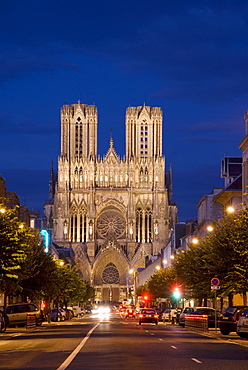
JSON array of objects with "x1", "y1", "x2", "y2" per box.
[{"x1": 47, "y1": 101, "x2": 176, "y2": 303}]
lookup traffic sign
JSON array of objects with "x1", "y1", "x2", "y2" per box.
[
  {"x1": 211, "y1": 286, "x2": 220, "y2": 290},
  {"x1": 211, "y1": 278, "x2": 220, "y2": 286}
]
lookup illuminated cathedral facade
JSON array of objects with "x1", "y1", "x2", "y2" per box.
[{"x1": 46, "y1": 102, "x2": 177, "y2": 303}]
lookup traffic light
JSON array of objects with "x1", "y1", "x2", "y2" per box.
[
  {"x1": 142, "y1": 293, "x2": 150, "y2": 302},
  {"x1": 173, "y1": 286, "x2": 181, "y2": 300}
]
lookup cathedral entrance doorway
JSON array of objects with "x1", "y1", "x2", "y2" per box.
[{"x1": 102, "y1": 286, "x2": 119, "y2": 303}]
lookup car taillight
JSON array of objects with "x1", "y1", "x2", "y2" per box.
[
  {"x1": 154, "y1": 314, "x2": 158, "y2": 318},
  {"x1": 139, "y1": 314, "x2": 143, "y2": 318},
  {"x1": 202, "y1": 315, "x2": 208, "y2": 318}
]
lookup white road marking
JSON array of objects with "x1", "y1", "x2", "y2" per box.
[
  {"x1": 150, "y1": 333, "x2": 154, "y2": 335},
  {"x1": 191, "y1": 358, "x2": 202, "y2": 364},
  {"x1": 171, "y1": 345, "x2": 177, "y2": 349},
  {"x1": 159, "y1": 338, "x2": 163, "y2": 341},
  {"x1": 56, "y1": 322, "x2": 100, "y2": 370}
]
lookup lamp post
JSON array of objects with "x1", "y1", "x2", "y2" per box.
[{"x1": 129, "y1": 269, "x2": 136, "y2": 306}]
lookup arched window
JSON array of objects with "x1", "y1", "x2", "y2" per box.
[{"x1": 136, "y1": 207, "x2": 152, "y2": 242}]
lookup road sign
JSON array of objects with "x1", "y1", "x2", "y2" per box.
[
  {"x1": 211, "y1": 286, "x2": 220, "y2": 290},
  {"x1": 211, "y1": 278, "x2": 220, "y2": 286}
]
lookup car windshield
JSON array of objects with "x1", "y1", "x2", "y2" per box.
[
  {"x1": 241, "y1": 308, "x2": 248, "y2": 317},
  {"x1": 223, "y1": 307, "x2": 237, "y2": 315},
  {"x1": 183, "y1": 308, "x2": 194, "y2": 314},
  {"x1": 194, "y1": 309, "x2": 213, "y2": 315},
  {"x1": 142, "y1": 309, "x2": 155, "y2": 314}
]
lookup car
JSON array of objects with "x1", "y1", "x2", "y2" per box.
[
  {"x1": 179, "y1": 307, "x2": 196, "y2": 327},
  {"x1": 0, "y1": 311, "x2": 7, "y2": 332},
  {"x1": 138, "y1": 308, "x2": 158, "y2": 325},
  {"x1": 191, "y1": 307, "x2": 221, "y2": 328},
  {"x1": 50, "y1": 308, "x2": 64, "y2": 322},
  {"x1": 85, "y1": 305, "x2": 92, "y2": 314},
  {"x1": 5, "y1": 303, "x2": 43, "y2": 327},
  {"x1": 125, "y1": 308, "x2": 136, "y2": 318},
  {"x1": 162, "y1": 308, "x2": 172, "y2": 322},
  {"x1": 154, "y1": 308, "x2": 163, "y2": 321},
  {"x1": 236, "y1": 307, "x2": 248, "y2": 338},
  {"x1": 218, "y1": 306, "x2": 248, "y2": 335}
]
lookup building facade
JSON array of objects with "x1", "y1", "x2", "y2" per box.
[{"x1": 47, "y1": 102, "x2": 177, "y2": 303}]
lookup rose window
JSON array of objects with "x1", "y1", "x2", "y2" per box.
[
  {"x1": 102, "y1": 263, "x2": 119, "y2": 284},
  {"x1": 97, "y1": 210, "x2": 126, "y2": 238}
]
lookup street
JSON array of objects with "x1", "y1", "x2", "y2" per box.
[{"x1": 1, "y1": 312, "x2": 248, "y2": 369}]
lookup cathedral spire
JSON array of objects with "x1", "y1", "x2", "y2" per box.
[{"x1": 109, "y1": 127, "x2": 114, "y2": 148}]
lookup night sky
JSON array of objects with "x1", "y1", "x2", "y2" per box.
[{"x1": 1, "y1": 0, "x2": 247, "y2": 221}]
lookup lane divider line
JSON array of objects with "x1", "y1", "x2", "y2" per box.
[
  {"x1": 56, "y1": 322, "x2": 100, "y2": 370},
  {"x1": 171, "y1": 345, "x2": 177, "y2": 349},
  {"x1": 191, "y1": 358, "x2": 202, "y2": 364}
]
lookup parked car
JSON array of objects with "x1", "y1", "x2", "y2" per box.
[
  {"x1": 5, "y1": 303, "x2": 43, "y2": 327},
  {"x1": 191, "y1": 307, "x2": 221, "y2": 328},
  {"x1": 0, "y1": 311, "x2": 7, "y2": 332},
  {"x1": 50, "y1": 308, "x2": 64, "y2": 322},
  {"x1": 64, "y1": 308, "x2": 73, "y2": 320},
  {"x1": 138, "y1": 308, "x2": 158, "y2": 325},
  {"x1": 84, "y1": 305, "x2": 92, "y2": 314},
  {"x1": 179, "y1": 307, "x2": 196, "y2": 327},
  {"x1": 236, "y1": 307, "x2": 248, "y2": 338},
  {"x1": 58, "y1": 308, "x2": 67, "y2": 320},
  {"x1": 218, "y1": 306, "x2": 248, "y2": 335}
]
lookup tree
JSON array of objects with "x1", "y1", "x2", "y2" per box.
[
  {"x1": 0, "y1": 205, "x2": 26, "y2": 306},
  {"x1": 50, "y1": 264, "x2": 87, "y2": 308}
]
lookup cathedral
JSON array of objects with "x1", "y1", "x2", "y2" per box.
[{"x1": 45, "y1": 101, "x2": 177, "y2": 303}]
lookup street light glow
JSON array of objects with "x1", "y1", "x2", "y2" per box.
[
  {"x1": 192, "y1": 238, "x2": 199, "y2": 244},
  {"x1": 207, "y1": 225, "x2": 214, "y2": 232},
  {"x1": 227, "y1": 206, "x2": 235, "y2": 213}
]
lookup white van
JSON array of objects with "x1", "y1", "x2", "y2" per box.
[{"x1": 5, "y1": 303, "x2": 43, "y2": 327}]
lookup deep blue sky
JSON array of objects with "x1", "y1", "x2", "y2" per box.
[{"x1": 1, "y1": 0, "x2": 247, "y2": 221}]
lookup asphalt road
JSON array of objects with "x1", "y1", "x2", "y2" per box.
[{"x1": 1, "y1": 312, "x2": 248, "y2": 369}]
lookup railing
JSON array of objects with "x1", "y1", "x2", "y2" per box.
[
  {"x1": 185, "y1": 314, "x2": 208, "y2": 332},
  {"x1": 26, "y1": 313, "x2": 37, "y2": 329}
]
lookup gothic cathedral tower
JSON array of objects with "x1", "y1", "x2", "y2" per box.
[{"x1": 50, "y1": 101, "x2": 177, "y2": 303}]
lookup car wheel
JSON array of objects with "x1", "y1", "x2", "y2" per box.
[
  {"x1": 139, "y1": 322, "x2": 141, "y2": 325},
  {"x1": 156, "y1": 321, "x2": 158, "y2": 325},
  {"x1": 220, "y1": 329, "x2": 230, "y2": 335}
]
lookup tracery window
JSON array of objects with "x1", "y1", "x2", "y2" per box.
[
  {"x1": 102, "y1": 263, "x2": 119, "y2": 284},
  {"x1": 97, "y1": 210, "x2": 126, "y2": 238}
]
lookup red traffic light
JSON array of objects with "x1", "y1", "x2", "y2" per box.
[{"x1": 142, "y1": 293, "x2": 150, "y2": 301}]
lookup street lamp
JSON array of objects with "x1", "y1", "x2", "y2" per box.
[
  {"x1": 206, "y1": 225, "x2": 214, "y2": 232},
  {"x1": 129, "y1": 269, "x2": 136, "y2": 306},
  {"x1": 192, "y1": 238, "x2": 199, "y2": 245},
  {"x1": 227, "y1": 206, "x2": 235, "y2": 214}
]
